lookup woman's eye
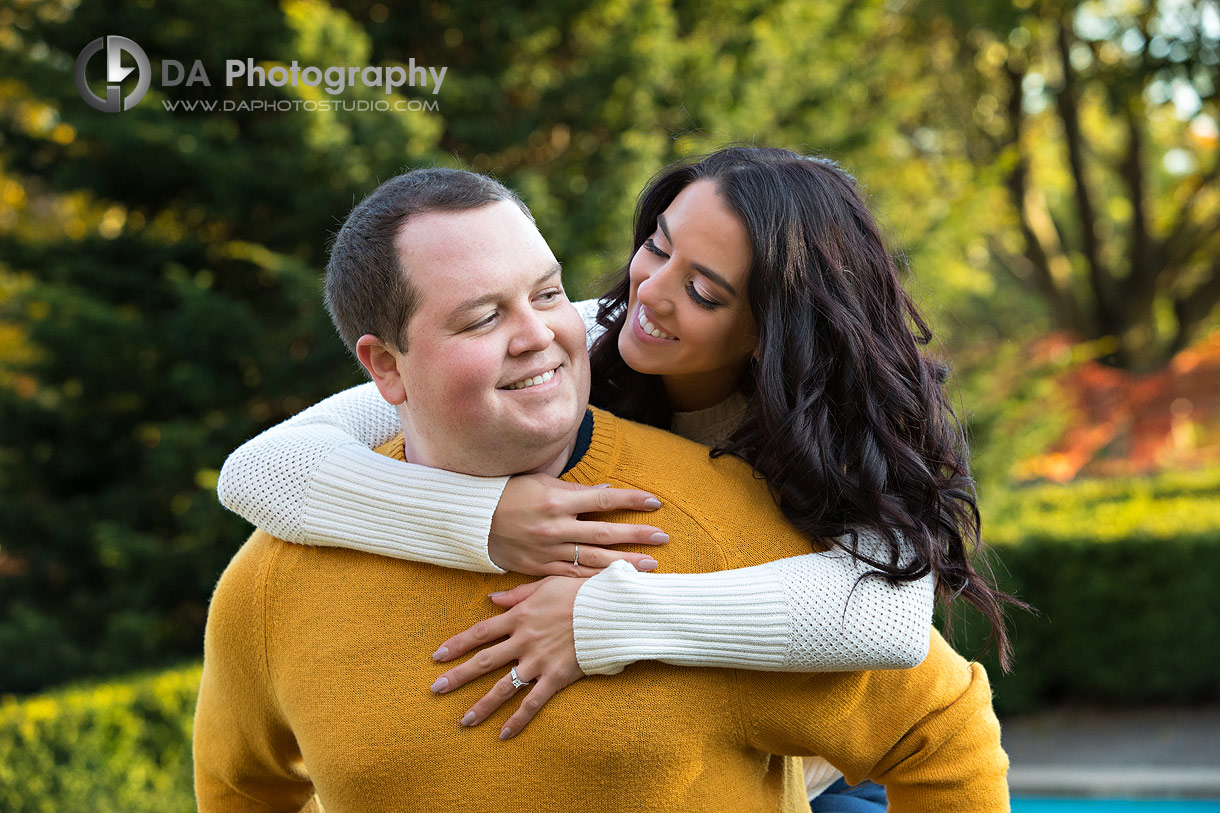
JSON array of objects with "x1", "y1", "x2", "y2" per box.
[
  {"x1": 536, "y1": 287, "x2": 564, "y2": 303},
  {"x1": 642, "y1": 238, "x2": 669, "y2": 258},
  {"x1": 686, "y1": 282, "x2": 721, "y2": 311}
]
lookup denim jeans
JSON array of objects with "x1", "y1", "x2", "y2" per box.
[{"x1": 807, "y1": 777, "x2": 887, "y2": 812}]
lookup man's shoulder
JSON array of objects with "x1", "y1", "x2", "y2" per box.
[
  {"x1": 206, "y1": 528, "x2": 386, "y2": 643},
  {"x1": 373, "y1": 434, "x2": 406, "y2": 461},
  {"x1": 201, "y1": 529, "x2": 290, "y2": 668},
  {"x1": 588, "y1": 410, "x2": 810, "y2": 566},
  {"x1": 607, "y1": 412, "x2": 769, "y2": 500},
  {"x1": 596, "y1": 409, "x2": 754, "y2": 474},
  {"x1": 216, "y1": 527, "x2": 391, "y2": 595},
  {"x1": 209, "y1": 529, "x2": 285, "y2": 611}
]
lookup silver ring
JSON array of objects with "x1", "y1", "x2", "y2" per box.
[
  {"x1": 509, "y1": 666, "x2": 531, "y2": 689},
  {"x1": 573, "y1": 544, "x2": 580, "y2": 567}
]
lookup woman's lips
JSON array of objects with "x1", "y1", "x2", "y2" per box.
[{"x1": 634, "y1": 304, "x2": 678, "y2": 342}]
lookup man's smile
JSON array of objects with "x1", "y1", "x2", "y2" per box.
[{"x1": 500, "y1": 365, "x2": 560, "y2": 391}]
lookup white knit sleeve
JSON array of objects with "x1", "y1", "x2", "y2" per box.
[
  {"x1": 216, "y1": 381, "x2": 508, "y2": 573},
  {"x1": 572, "y1": 297, "x2": 606, "y2": 347},
  {"x1": 572, "y1": 531, "x2": 934, "y2": 675}
]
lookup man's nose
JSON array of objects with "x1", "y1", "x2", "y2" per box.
[{"x1": 507, "y1": 309, "x2": 555, "y2": 356}]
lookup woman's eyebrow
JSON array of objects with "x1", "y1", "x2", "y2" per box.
[{"x1": 657, "y1": 214, "x2": 738, "y2": 297}]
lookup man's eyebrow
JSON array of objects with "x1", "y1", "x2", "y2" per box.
[
  {"x1": 657, "y1": 214, "x2": 738, "y2": 297},
  {"x1": 535, "y1": 264, "x2": 563, "y2": 286},
  {"x1": 445, "y1": 264, "x2": 563, "y2": 322}
]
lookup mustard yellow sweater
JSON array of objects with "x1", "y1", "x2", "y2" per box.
[{"x1": 194, "y1": 407, "x2": 1009, "y2": 812}]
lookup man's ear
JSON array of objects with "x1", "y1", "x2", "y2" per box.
[{"x1": 356, "y1": 334, "x2": 408, "y2": 405}]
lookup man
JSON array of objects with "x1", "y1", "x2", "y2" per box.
[{"x1": 193, "y1": 168, "x2": 1009, "y2": 811}]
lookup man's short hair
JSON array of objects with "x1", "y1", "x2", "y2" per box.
[{"x1": 324, "y1": 168, "x2": 533, "y2": 354}]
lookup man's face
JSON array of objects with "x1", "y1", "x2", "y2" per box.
[{"x1": 390, "y1": 200, "x2": 591, "y2": 477}]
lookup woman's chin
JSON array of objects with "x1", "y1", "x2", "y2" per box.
[{"x1": 619, "y1": 335, "x2": 672, "y2": 377}]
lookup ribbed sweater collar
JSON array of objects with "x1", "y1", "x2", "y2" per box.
[
  {"x1": 562, "y1": 407, "x2": 621, "y2": 485},
  {"x1": 381, "y1": 410, "x2": 615, "y2": 480}
]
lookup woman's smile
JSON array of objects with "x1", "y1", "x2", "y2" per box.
[{"x1": 633, "y1": 304, "x2": 678, "y2": 342}]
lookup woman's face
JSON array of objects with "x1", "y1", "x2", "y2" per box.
[{"x1": 618, "y1": 179, "x2": 758, "y2": 411}]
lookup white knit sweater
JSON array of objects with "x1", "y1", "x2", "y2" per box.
[{"x1": 216, "y1": 296, "x2": 934, "y2": 675}]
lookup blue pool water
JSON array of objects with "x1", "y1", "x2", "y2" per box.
[{"x1": 1012, "y1": 800, "x2": 1220, "y2": 812}]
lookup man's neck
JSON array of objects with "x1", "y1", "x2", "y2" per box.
[
  {"x1": 502, "y1": 408, "x2": 594, "y2": 477},
  {"x1": 533, "y1": 438, "x2": 578, "y2": 477},
  {"x1": 395, "y1": 409, "x2": 590, "y2": 478}
]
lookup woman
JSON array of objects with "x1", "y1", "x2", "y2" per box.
[{"x1": 218, "y1": 146, "x2": 1018, "y2": 806}]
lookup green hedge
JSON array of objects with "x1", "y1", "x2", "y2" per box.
[
  {"x1": 0, "y1": 665, "x2": 199, "y2": 812},
  {"x1": 958, "y1": 468, "x2": 1220, "y2": 715}
]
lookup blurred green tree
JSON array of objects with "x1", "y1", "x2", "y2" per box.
[
  {"x1": 1, "y1": 0, "x2": 1035, "y2": 691},
  {"x1": 0, "y1": 0, "x2": 443, "y2": 690},
  {"x1": 341, "y1": 0, "x2": 1006, "y2": 316},
  {"x1": 908, "y1": 0, "x2": 1220, "y2": 371}
]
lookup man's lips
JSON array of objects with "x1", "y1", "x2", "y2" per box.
[{"x1": 499, "y1": 365, "x2": 560, "y2": 390}]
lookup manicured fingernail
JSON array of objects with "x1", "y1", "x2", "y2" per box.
[
  {"x1": 461, "y1": 712, "x2": 477, "y2": 726},
  {"x1": 499, "y1": 727, "x2": 513, "y2": 740},
  {"x1": 430, "y1": 677, "x2": 448, "y2": 693},
  {"x1": 650, "y1": 531, "x2": 669, "y2": 543},
  {"x1": 593, "y1": 483, "x2": 611, "y2": 488},
  {"x1": 487, "y1": 591, "x2": 505, "y2": 598},
  {"x1": 637, "y1": 558, "x2": 659, "y2": 572},
  {"x1": 432, "y1": 646, "x2": 449, "y2": 661},
  {"x1": 643, "y1": 497, "x2": 661, "y2": 509}
]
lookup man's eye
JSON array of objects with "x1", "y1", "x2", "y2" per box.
[{"x1": 466, "y1": 313, "x2": 497, "y2": 331}]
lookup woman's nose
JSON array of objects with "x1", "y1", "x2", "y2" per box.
[{"x1": 637, "y1": 265, "x2": 676, "y2": 317}]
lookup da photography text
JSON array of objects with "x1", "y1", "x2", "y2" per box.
[{"x1": 74, "y1": 35, "x2": 447, "y2": 114}]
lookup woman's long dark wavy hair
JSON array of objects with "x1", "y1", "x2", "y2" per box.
[{"x1": 589, "y1": 146, "x2": 1026, "y2": 669}]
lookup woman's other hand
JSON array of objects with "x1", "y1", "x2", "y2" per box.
[
  {"x1": 488, "y1": 474, "x2": 668, "y2": 575},
  {"x1": 429, "y1": 577, "x2": 587, "y2": 739}
]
